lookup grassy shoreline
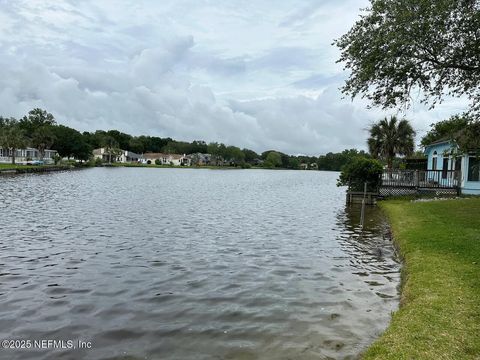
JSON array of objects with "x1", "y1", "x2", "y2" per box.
[
  {"x1": 0, "y1": 162, "x2": 305, "y2": 174},
  {"x1": 0, "y1": 164, "x2": 74, "y2": 174},
  {"x1": 109, "y1": 163, "x2": 302, "y2": 170},
  {"x1": 363, "y1": 198, "x2": 480, "y2": 359},
  {"x1": 110, "y1": 163, "x2": 244, "y2": 170}
]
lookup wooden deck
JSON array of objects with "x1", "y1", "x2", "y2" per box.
[{"x1": 380, "y1": 169, "x2": 460, "y2": 196}]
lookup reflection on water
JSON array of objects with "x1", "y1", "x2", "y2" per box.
[
  {"x1": 338, "y1": 205, "x2": 400, "y2": 299},
  {"x1": 0, "y1": 168, "x2": 400, "y2": 359}
]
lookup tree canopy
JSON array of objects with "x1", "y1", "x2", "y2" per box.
[
  {"x1": 318, "y1": 149, "x2": 370, "y2": 171},
  {"x1": 420, "y1": 114, "x2": 480, "y2": 154},
  {"x1": 51, "y1": 125, "x2": 92, "y2": 160},
  {"x1": 456, "y1": 121, "x2": 480, "y2": 154},
  {"x1": 420, "y1": 114, "x2": 470, "y2": 146},
  {"x1": 31, "y1": 126, "x2": 56, "y2": 160},
  {"x1": 335, "y1": 0, "x2": 480, "y2": 117},
  {"x1": 20, "y1": 108, "x2": 56, "y2": 134},
  {"x1": 264, "y1": 151, "x2": 282, "y2": 168},
  {"x1": 0, "y1": 118, "x2": 27, "y2": 164}
]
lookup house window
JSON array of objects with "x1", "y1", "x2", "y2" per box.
[
  {"x1": 454, "y1": 157, "x2": 462, "y2": 180},
  {"x1": 467, "y1": 157, "x2": 480, "y2": 182},
  {"x1": 432, "y1": 151, "x2": 438, "y2": 170},
  {"x1": 442, "y1": 158, "x2": 449, "y2": 179}
]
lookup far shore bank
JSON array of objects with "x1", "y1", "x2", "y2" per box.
[
  {"x1": 0, "y1": 162, "x2": 326, "y2": 175},
  {"x1": 109, "y1": 163, "x2": 251, "y2": 170},
  {"x1": 363, "y1": 198, "x2": 480, "y2": 359},
  {"x1": 0, "y1": 164, "x2": 75, "y2": 175},
  {"x1": 108, "y1": 163, "x2": 308, "y2": 170}
]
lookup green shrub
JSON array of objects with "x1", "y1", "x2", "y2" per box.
[
  {"x1": 155, "y1": 159, "x2": 161, "y2": 165},
  {"x1": 94, "y1": 158, "x2": 103, "y2": 167},
  {"x1": 85, "y1": 158, "x2": 96, "y2": 167},
  {"x1": 337, "y1": 157, "x2": 383, "y2": 192},
  {"x1": 53, "y1": 154, "x2": 62, "y2": 165}
]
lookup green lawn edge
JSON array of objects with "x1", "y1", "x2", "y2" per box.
[
  {"x1": 362, "y1": 198, "x2": 480, "y2": 359},
  {"x1": 0, "y1": 164, "x2": 73, "y2": 172}
]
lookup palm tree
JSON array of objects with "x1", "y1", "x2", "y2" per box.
[
  {"x1": 0, "y1": 118, "x2": 27, "y2": 165},
  {"x1": 368, "y1": 116, "x2": 415, "y2": 169},
  {"x1": 102, "y1": 136, "x2": 120, "y2": 164},
  {"x1": 31, "y1": 125, "x2": 56, "y2": 161}
]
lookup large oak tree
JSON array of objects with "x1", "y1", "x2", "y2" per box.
[{"x1": 335, "y1": 0, "x2": 480, "y2": 117}]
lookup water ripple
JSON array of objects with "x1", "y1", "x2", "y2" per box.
[{"x1": 0, "y1": 168, "x2": 400, "y2": 359}]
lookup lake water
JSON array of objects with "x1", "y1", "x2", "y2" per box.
[{"x1": 0, "y1": 168, "x2": 400, "y2": 359}]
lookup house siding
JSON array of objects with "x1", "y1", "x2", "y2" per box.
[
  {"x1": 462, "y1": 156, "x2": 480, "y2": 195},
  {"x1": 425, "y1": 142, "x2": 454, "y2": 171},
  {"x1": 425, "y1": 141, "x2": 480, "y2": 195},
  {"x1": 0, "y1": 147, "x2": 57, "y2": 164}
]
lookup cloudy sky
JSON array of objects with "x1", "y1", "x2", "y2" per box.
[{"x1": 0, "y1": 0, "x2": 469, "y2": 155}]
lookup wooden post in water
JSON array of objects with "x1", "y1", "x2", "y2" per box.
[{"x1": 360, "y1": 182, "x2": 367, "y2": 229}]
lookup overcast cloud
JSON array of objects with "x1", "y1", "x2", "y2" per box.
[{"x1": 0, "y1": 0, "x2": 469, "y2": 155}]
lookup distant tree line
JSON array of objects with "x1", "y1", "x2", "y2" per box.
[
  {"x1": 317, "y1": 149, "x2": 371, "y2": 171},
  {"x1": 0, "y1": 108, "x2": 382, "y2": 169}
]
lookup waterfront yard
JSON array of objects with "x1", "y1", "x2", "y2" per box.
[
  {"x1": 364, "y1": 198, "x2": 480, "y2": 359},
  {"x1": 0, "y1": 163, "x2": 44, "y2": 171},
  {"x1": 0, "y1": 163, "x2": 27, "y2": 169},
  {"x1": 0, "y1": 163, "x2": 72, "y2": 173}
]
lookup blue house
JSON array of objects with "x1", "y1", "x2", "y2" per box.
[{"x1": 424, "y1": 139, "x2": 480, "y2": 195}]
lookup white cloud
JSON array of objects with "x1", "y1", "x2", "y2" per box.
[{"x1": 0, "y1": 0, "x2": 469, "y2": 155}]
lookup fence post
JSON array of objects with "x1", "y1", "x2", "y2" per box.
[
  {"x1": 360, "y1": 182, "x2": 367, "y2": 229},
  {"x1": 414, "y1": 170, "x2": 419, "y2": 188}
]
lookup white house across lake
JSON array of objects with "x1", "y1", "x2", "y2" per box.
[
  {"x1": 141, "y1": 153, "x2": 191, "y2": 166},
  {"x1": 92, "y1": 148, "x2": 191, "y2": 166},
  {"x1": 92, "y1": 148, "x2": 142, "y2": 163},
  {"x1": 0, "y1": 147, "x2": 57, "y2": 164}
]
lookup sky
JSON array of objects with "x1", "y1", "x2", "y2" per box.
[{"x1": 0, "y1": 0, "x2": 470, "y2": 155}]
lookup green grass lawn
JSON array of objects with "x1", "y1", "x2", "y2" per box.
[
  {"x1": 363, "y1": 198, "x2": 480, "y2": 359},
  {"x1": 0, "y1": 163, "x2": 21, "y2": 168},
  {"x1": 0, "y1": 163, "x2": 71, "y2": 171},
  {"x1": 0, "y1": 163, "x2": 42, "y2": 170}
]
